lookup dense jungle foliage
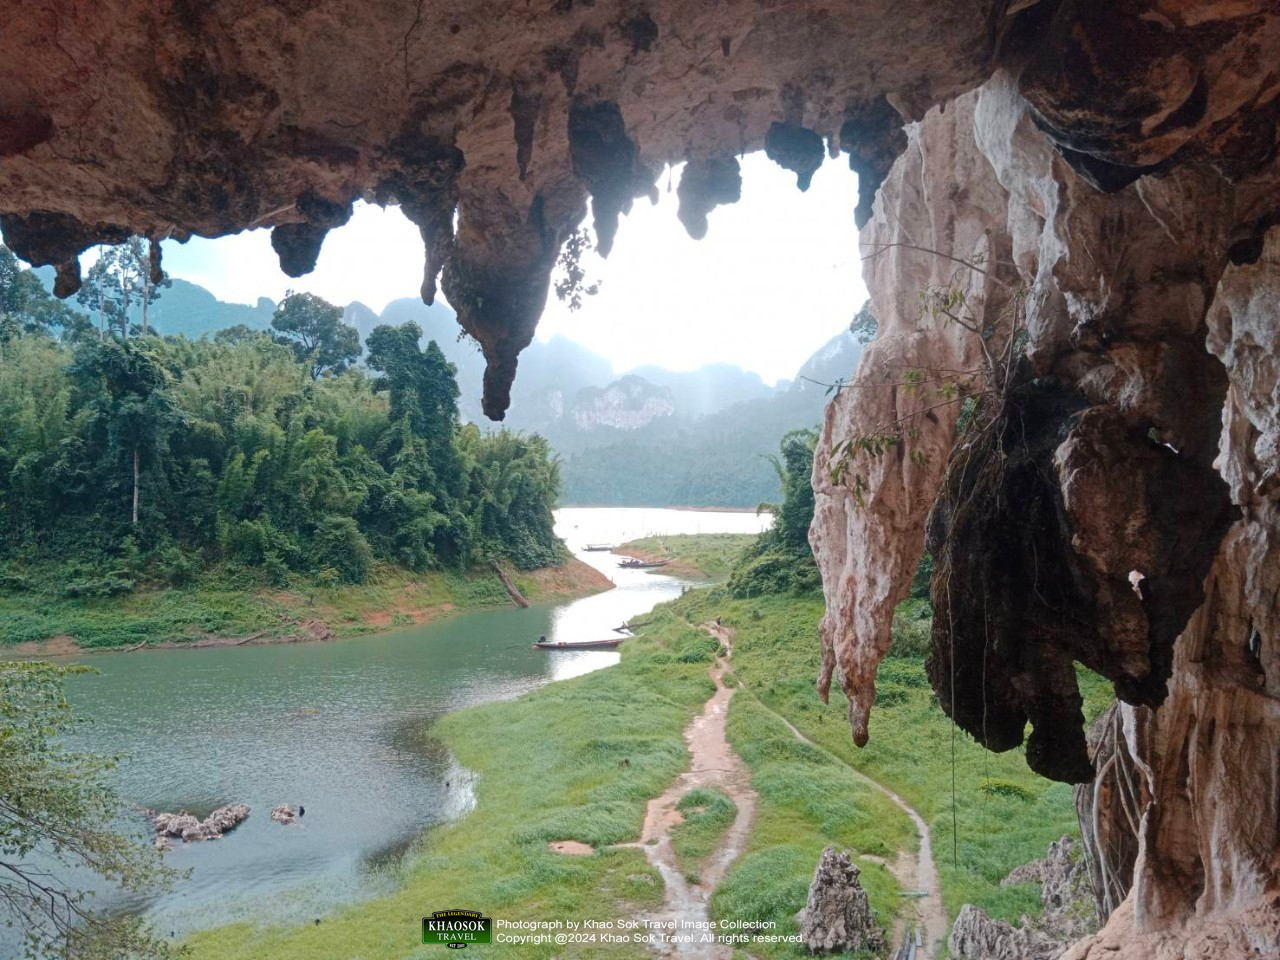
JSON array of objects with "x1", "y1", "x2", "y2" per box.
[
  {"x1": 0, "y1": 247, "x2": 564, "y2": 596},
  {"x1": 727, "y1": 428, "x2": 822, "y2": 598}
]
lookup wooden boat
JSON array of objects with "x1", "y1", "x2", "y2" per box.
[
  {"x1": 617, "y1": 556, "x2": 675, "y2": 569},
  {"x1": 582, "y1": 543, "x2": 615, "y2": 552},
  {"x1": 532, "y1": 638, "x2": 625, "y2": 650}
]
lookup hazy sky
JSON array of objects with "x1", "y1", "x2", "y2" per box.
[{"x1": 159, "y1": 151, "x2": 868, "y2": 384}]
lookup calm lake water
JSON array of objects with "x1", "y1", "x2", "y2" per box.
[{"x1": 63, "y1": 507, "x2": 770, "y2": 935}]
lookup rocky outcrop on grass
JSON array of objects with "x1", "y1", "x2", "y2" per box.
[
  {"x1": 949, "y1": 837, "x2": 1095, "y2": 960},
  {"x1": 795, "y1": 847, "x2": 885, "y2": 954}
]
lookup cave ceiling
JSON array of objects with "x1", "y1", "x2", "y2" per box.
[{"x1": 2, "y1": 0, "x2": 1277, "y2": 418}]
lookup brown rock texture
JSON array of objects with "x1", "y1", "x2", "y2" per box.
[
  {"x1": 811, "y1": 59, "x2": 1280, "y2": 960},
  {"x1": 794, "y1": 847, "x2": 886, "y2": 955},
  {"x1": 3, "y1": 3, "x2": 1280, "y2": 957},
  {"x1": 949, "y1": 904, "x2": 1066, "y2": 960},
  {"x1": 0, "y1": 0, "x2": 997, "y2": 419}
]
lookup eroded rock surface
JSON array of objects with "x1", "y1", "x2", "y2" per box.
[
  {"x1": 148, "y1": 804, "x2": 250, "y2": 846},
  {"x1": 794, "y1": 847, "x2": 885, "y2": 955},
  {"x1": 951, "y1": 837, "x2": 1094, "y2": 960},
  {"x1": 949, "y1": 904, "x2": 1065, "y2": 960},
  {"x1": 4, "y1": 3, "x2": 1280, "y2": 958},
  {"x1": 811, "y1": 66, "x2": 1280, "y2": 960}
]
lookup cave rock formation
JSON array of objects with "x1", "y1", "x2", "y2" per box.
[{"x1": 2, "y1": 2, "x2": 1279, "y2": 957}]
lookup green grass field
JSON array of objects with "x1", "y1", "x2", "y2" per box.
[
  {"x1": 677, "y1": 587, "x2": 1111, "y2": 927},
  {"x1": 671, "y1": 788, "x2": 737, "y2": 883},
  {"x1": 0, "y1": 559, "x2": 605, "y2": 649},
  {"x1": 173, "y1": 574, "x2": 1105, "y2": 958},
  {"x1": 614, "y1": 534, "x2": 756, "y2": 581},
  {"x1": 183, "y1": 611, "x2": 717, "y2": 960},
  {"x1": 712, "y1": 689, "x2": 911, "y2": 958}
]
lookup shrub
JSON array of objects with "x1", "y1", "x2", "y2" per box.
[
  {"x1": 0, "y1": 571, "x2": 31, "y2": 592},
  {"x1": 889, "y1": 598, "x2": 932, "y2": 658},
  {"x1": 978, "y1": 778, "x2": 1035, "y2": 802},
  {"x1": 313, "y1": 516, "x2": 373, "y2": 584},
  {"x1": 63, "y1": 573, "x2": 136, "y2": 599}
]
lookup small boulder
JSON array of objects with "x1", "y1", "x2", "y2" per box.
[
  {"x1": 203, "y1": 803, "x2": 250, "y2": 835},
  {"x1": 1000, "y1": 836, "x2": 1095, "y2": 942},
  {"x1": 950, "y1": 836, "x2": 1096, "y2": 960},
  {"x1": 153, "y1": 812, "x2": 200, "y2": 838},
  {"x1": 271, "y1": 804, "x2": 297, "y2": 825},
  {"x1": 795, "y1": 846, "x2": 886, "y2": 954}
]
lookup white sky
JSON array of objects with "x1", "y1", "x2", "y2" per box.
[{"x1": 159, "y1": 151, "x2": 868, "y2": 385}]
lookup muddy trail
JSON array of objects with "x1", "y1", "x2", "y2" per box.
[
  {"x1": 726, "y1": 623, "x2": 948, "y2": 958},
  {"x1": 618, "y1": 621, "x2": 946, "y2": 959},
  {"x1": 617, "y1": 621, "x2": 757, "y2": 959}
]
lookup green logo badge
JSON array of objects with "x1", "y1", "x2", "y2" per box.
[{"x1": 422, "y1": 910, "x2": 492, "y2": 948}]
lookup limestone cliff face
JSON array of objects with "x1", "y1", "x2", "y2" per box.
[
  {"x1": 811, "y1": 71, "x2": 1280, "y2": 960},
  {"x1": 2, "y1": 2, "x2": 1280, "y2": 956},
  {"x1": 569, "y1": 376, "x2": 675, "y2": 431}
]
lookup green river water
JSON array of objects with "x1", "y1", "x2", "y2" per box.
[{"x1": 60, "y1": 507, "x2": 769, "y2": 936}]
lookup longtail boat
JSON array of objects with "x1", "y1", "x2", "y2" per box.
[
  {"x1": 582, "y1": 543, "x2": 615, "y2": 551},
  {"x1": 616, "y1": 556, "x2": 675, "y2": 569},
  {"x1": 532, "y1": 638, "x2": 625, "y2": 650}
]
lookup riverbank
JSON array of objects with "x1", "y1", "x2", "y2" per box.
[
  {"x1": 157, "y1": 580, "x2": 1099, "y2": 958},
  {"x1": 1, "y1": 557, "x2": 612, "y2": 653},
  {"x1": 178, "y1": 590, "x2": 935, "y2": 960},
  {"x1": 182, "y1": 605, "x2": 722, "y2": 960},
  {"x1": 612, "y1": 534, "x2": 755, "y2": 580}
]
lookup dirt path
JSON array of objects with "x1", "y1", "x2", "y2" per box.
[
  {"x1": 618, "y1": 621, "x2": 757, "y2": 959},
  {"x1": 720, "y1": 621, "x2": 947, "y2": 959}
]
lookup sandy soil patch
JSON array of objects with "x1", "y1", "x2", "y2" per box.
[
  {"x1": 10, "y1": 634, "x2": 81, "y2": 657},
  {"x1": 549, "y1": 841, "x2": 596, "y2": 856}
]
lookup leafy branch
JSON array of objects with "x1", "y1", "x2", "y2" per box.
[{"x1": 826, "y1": 249, "x2": 1028, "y2": 506}]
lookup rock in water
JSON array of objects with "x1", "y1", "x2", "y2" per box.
[
  {"x1": 795, "y1": 847, "x2": 885, "y2": 954},
  {"x1": 202, "y1": 803, "x2": 250, "y2": 837},
  {"x1": 152, "y1": 812, "x2": 200, "y2": 838},
  {"x1": 271, "y1": 804, "x2": 297, "y2": 825},
  {"x1": 148, "y1": 804, "x2": 250, "y2": 846}
]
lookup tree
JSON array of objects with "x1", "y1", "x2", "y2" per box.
[
  {"x1": 74, "y1": 239, "x2": 169, "y2": 339},
  {"x1": 0, "y1": 246, "x2": 89, "y2": 354},
  {"x1": 70, "y1": 338, "x2": 184, "y2": 525},
  {"x1": 365, "y1": 322, "x2": 463, "y2": 496},
  {"x1": 270, "y1": 291, "x2": 360, "y2": 379},
  {"x1": 757, "y1": 428, "x2": 819, "y2": 554},
  {"x1": 729, "y1": 428, "x2": 821, "y2": 598},
  {"x1": 0, "y1": 661, "x2": 174, "y2": 959}
]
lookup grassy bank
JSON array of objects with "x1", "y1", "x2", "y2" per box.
[
  {"x1": 714, "y1": 685, "x2": 913, "y2": 956},
  {"x1": 178, "y1": 588, "x2": 936, "y2": 960},
  {"x1": 678, "y1": 588, "x2": 1111, "y2": 928},
  {"x1": 0, "y1": 558, "x2": 610, "y2": 651},
  {"x1": 183, "y1": 607, "x2": 721, "y2": 960},
  {"x1": 166, "y1": 576, "x2": 1103, "y2": 958},
  {"x1": 614, "y1": 534, "x2": 756, "y2": 580}
]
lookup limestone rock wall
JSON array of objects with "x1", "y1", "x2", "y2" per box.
[
  {"x1": 811, "y1": 70, "x2": 1280, "y2": 960},
  {"x1": 0, "y1": 0, "x2": 996, "y2": 418}
]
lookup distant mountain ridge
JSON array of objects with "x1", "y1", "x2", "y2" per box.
[{"x1": 34, "y1": 266, "x2": 276, "y2": 339}]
